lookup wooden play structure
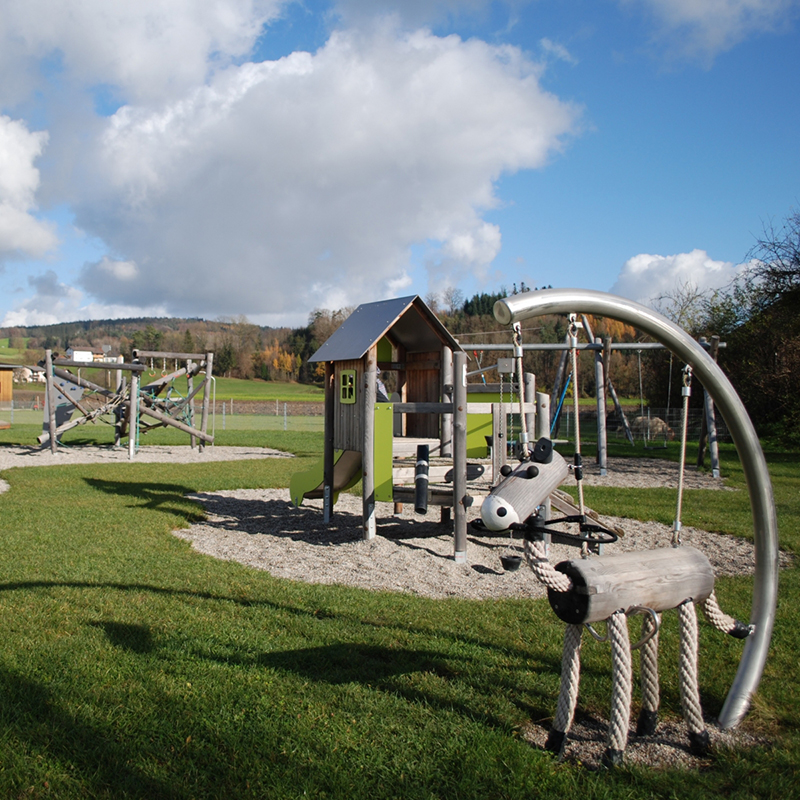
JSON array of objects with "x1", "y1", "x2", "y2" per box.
[
  {"x1": 40, "y1": 348, "x2": 215, "y2": 456},
  {"x1": 290, "y1": 294, "x2": 548, "y2": 562}
]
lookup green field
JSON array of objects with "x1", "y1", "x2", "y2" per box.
[{"x1": 0, "y1": 428, "x2": 797, "y2": 797}]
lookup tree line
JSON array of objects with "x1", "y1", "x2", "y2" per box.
[{"x1": 5, "y1": 208, "x2": 797, "y2": 439}]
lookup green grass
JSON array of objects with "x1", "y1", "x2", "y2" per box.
[
  {"x1": 0, "y1": 431, "x2": 798, "y2": 797},
  {"x1": 210, "y1": 376, "x2": 324, "y2": 403}
]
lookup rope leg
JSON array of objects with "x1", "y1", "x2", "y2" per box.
[
  {"x1": 604, "y1": 610, "x2": 632, "y2": 767},
  {"x1": 700, "y1": 591, "x2": 755, "y2": 639},
  {"x1": 637, "y1": 611, "x2": 661, "y2": 736},
  {"x1": 678, "y1": 601, "x2": 710, "y2": 755},
  {"x1": 546, "y1": 624, "x2": 583, "y2": 756}
]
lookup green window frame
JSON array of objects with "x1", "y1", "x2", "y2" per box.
[{"x1": 340, "y1": 370, "x2": 357, "y2": 404}]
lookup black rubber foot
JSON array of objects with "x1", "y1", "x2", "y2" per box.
[
  {"x1": 636, "y1": 709, "x2": 659, "y2": 737},
  {"x1": 545, "y1": 728, "x2": 567, "y2": 755},
  {"x1": 602, "y1": 748, "x2": 625, "y2": 768},
  {"x1": 688, "y1": 729, "x2": 711, "y2": 757},
  {"x1": 730, "y1": 620, "x2": 754, "y2": 639}
]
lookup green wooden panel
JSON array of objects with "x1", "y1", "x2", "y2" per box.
[
  {"x1": 466, "y1": 414, "x2": 492, "y2": 458},
  {"x1": 377, "y1": 337, "x2": 393, "y2": 362},
  {"x1": 374, "y1": 403, "x2": 395, "y2": 502}
]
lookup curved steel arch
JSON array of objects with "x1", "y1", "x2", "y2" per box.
[{"x1": 495, "y1": 288, "x2": 779, "y2": 729}]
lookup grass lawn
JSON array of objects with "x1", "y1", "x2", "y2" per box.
[
  {"x1": 0, "y1": 431, "x2": 797, "y2": 798},
  {"x1": 207, "y1": 376, "x2": 324, "y2": 403}
]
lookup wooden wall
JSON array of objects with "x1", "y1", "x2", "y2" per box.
[
  {"x1": 405, "y1": 351, "x2": 441, "y2": 438},
  {"x1": 333, "y1": 359, "x2": 363, "y2": 451},
  {"x1": 0, "y1": 369, "x2": 12, "y2": 404}
]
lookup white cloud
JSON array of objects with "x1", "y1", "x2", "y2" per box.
[
  {"x1": 610, "y1": 249, "x2": 746, "y2": 303},
  {"x1": 68, "y1": 27, "x2": 579, "y2": 318},
  {"x1": 540, "y1": 37, "x2": 579, "y2": 65},
  {"x1": 333, "y1": 0, "x2": 499, "y2": 28},
  {"x1": 1, "y1": 269, "x2": 167, "y2": 327},
  {"x1": 0, "y1": 116, "x2": 59, "y2": 261},
  {"x1": 624, "y1": 0, "x2": 798, "y2": 60},
  {"x1": 0, "y1": 0, "x2": 288, "y2": 106}
]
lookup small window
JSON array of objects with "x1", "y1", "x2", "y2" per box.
[{"x1": 340, "y1": 370, "x2": 357, "y2": 404}]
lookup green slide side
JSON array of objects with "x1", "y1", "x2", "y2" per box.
[{"x1": 290, "y1": 449, "x2": 363, "y2": 507}]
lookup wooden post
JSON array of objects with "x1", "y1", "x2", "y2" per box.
[
  {"x1": 199, "y1": 352, "x2": 213, "y2": 452},
  {"x1": 491, "y1": 402, "x2": 507, "y2": 484},
  {"x1": 595, "y1": 337, "x2": 608, "y2": 475},
  {"x1": 440, "y1": 346, "x2": 453, "y2": 458},
  {"x1": 323, "y1": 362, "x2": 335, "y2": 523},
  {"x1": 128, "y1": 370, "x2": 139, "y2": 460},
  {"x1": 363, "y1": 346, "x2": 377, "y2": 540},
  {"x1": 114, "y1": 356, "x2": 124, "y2": 447},
  {"x1": 187, "y1": 360, "x2": 196, "y2": 449},
  {"x1": 535, "y1": 391, "x2": 550, "y2": 440},
  {"x1": 44, "y1": 349, "x2": 58, "y2": 454},
  {"x1": 453, "y1": 350, "x2": 468, "y2": 563},
  {"x1": 524, "y1": 372, "x2": 536, "y2": 442}
]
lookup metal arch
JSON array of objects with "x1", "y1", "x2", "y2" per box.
[{"x1": 495, "y1": 288, "x2": 779, "y2": 729}]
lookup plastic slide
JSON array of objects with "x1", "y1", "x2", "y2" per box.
[{"x1": 290, "y1": 449, "x2": 363, "y2": 507}]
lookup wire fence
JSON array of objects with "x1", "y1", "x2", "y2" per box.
[
  {"x1": 4, "y1": 396, "x2": 729, "y2": 442},
  {"x1": 553, "y1": 406, "x2": 730, "y2": 445}
]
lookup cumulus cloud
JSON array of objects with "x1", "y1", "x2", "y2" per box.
[
  {"x1": 0, "y1": 116, "x2": 58, "y2": 262},
  {"x1": 0, "y1": 0, "x2": 288, "y2": 106},
  {"x1": 610, "y1": 249, "x2": 746, "y2": 304},
  {"x1": 68, "y1": 27, "x2": 578, "y2": 318},
  {"x1": 624, "y1": 0, "x2": 798, "y2": 60}
]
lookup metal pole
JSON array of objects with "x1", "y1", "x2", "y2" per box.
[
  {"x1": 453, "y1": 350, "x2": 468, "y2": 563},
  {"x1": 323, "y1": 362, "x2": 335, "y2": 523},
  {"x1": 595, "y1": 337, "x2": 608, "y2": 475},
  {"x1": 363, "y1": 346, "x2": 377, "y2": 540},
  {"x1": 494, "y1": 288, "x2": 779, "y2": 729},
  {"x1": 441, "y1": 346, "x2": 453, "y2": 458}
]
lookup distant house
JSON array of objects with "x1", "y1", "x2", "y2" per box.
[
  {"x1": 13, "y1": 366, "x2": 46, "y2": 384},
  {"x1": 65, "y1": 348, "x2": 94, "y2": 363},
  {"x1": 65, "y1": 348, "x2": 120, "y2": 363}
]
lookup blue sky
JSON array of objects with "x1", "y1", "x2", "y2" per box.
[{"x1": 1, "y1": 0, "x2": 798, "y2": 328}]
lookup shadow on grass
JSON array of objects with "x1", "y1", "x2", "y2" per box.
[
  {"x1": 0, "y1": 579, "x2": 553, "y2": 664},
  {"x1": 198, "y1": 640, "x2": 561, "y2": 731},
  {"x1": 84, "y1": 477, "x2": 203, "y2": 522},
  {"x1": 88, "y1": 620, "x2": 155, "y2": 654},
  {"x1": 0, "y1": 667, "x2": 181, "y2": 799}
]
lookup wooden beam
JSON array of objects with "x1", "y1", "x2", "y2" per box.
[{"x1": 54, "y1": 358, "x2": 146, "y2": 372}]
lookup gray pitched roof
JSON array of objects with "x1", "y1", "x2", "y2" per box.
[{"x1": 309, "y1": 295, "x2": 462, "y2": 363}]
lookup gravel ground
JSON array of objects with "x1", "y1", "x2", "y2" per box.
[{"x1": 1, "y1": 445, "x2": 783, "y2": 769}]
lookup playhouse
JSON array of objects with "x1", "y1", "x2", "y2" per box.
[{"x1": 290, "y1": 294, "x2": 549, "y2": 562}]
